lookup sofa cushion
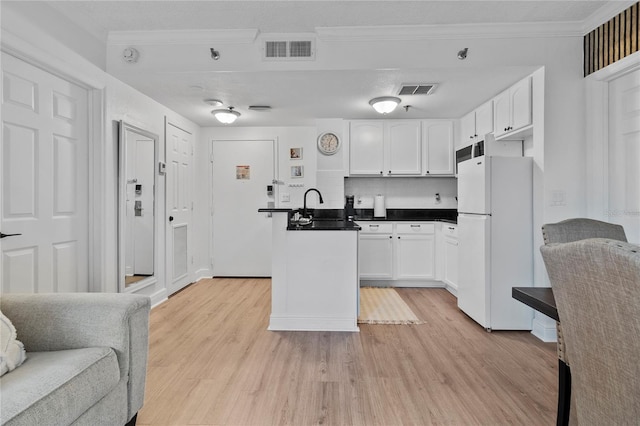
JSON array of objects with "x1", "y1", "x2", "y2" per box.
[
  {"x1": 0, "y1": 347, "x2": 120, "y2": 426},
  {"x1": 0, "y1": 310, "x2": 27, "y2": 376}
]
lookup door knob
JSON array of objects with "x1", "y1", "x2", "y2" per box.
[
  {"x1": 169, "y1": 216, "x2": 174, "y2": 222},
  {"x1": 0, "y1": 232, "x2": 22, "y2": 239}
]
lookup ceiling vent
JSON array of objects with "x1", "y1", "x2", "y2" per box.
[
  {"x1": 398, "y1": 84, "x2": 437, "y2": 96},
  {"x1": 263, "y1": 39, "x2": 315, "y2": 61}
]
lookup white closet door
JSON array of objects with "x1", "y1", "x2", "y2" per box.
[
  {"x1": 1, "y1": 52, "x2": 89, "y2": 293},
  {"x1": 166, "y1": 122, "x2": 193, "y2": 294},
  {"x1": 608, "y1": 68, "x2": 640, "y2": 244}
]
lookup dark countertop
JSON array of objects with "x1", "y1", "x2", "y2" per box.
[
  {"x1": 287, "y1": 219, "x2": 361, "y2": 231},
  {"x1": 258, "y1": 207, "x2": 458, "y2": 228},
  {"x1": 353, "y1": 208, "x2": 457, "y2": 223}
]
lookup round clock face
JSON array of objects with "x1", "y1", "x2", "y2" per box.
[{"x1": 318, "y1": 132, "x2": 340, "y2": 155}]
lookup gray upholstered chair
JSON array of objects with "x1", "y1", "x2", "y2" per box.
[
  {"x1": 540, "y1": 238, "x2": 640, "y2": 424},
  {"x1": 541, "y1": 218, "x2": 627, "y2": 425},
  {"x1": 542, "y1": 219, "x2": 627, "y2": 366}
]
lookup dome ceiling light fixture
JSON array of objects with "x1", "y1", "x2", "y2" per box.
[
  {"x1": 369, "y1": 96, "x2": 401, "y2": 114},
  {"x1": 212, "y1": 106, "x2": 240, "y2": 124}
]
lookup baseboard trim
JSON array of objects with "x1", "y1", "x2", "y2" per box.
[
  {"x1": 531, "y1": 316, "x2": 558, "y2": 342},
  {"x1": 268, "y1": 315, "x2": 359, "y2": 332}
]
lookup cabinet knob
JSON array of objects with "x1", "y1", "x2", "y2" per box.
[
  {"x1": 426, "y1": 170, "x2": 430, "y2": 174},
  {"x1": 469, "y1": 135, "x2": 474, "y2": 139},
  {"x1": 379, "y1": 171, "x2": 383, "y2": 175},
  {"x1": 389, "y1": 236, "x2": 392, "y2": 239},
  {"x1": 474, "y1": 134, "x2": 478, "y2": 137},
  {"x1": 388, "y1": 170, "x2": 391, "y2": 174}
]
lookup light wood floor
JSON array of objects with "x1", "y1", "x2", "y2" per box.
[{"x1": 138, "y1": 278, "x2": 557, "y2": 426}]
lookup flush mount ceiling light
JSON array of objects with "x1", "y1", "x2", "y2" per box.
[
  {"x1": 369, "y1": 97, "x2": 401, "y2": 114},
  {"x1": 212, "y1": 107, "x2": 240, "y2": 124},
  {"x1": 203, "y1": 98, "x2": 223, "y2": 106},
  {"x1": 457, "y1": 47, "x2": 469, "y2": 60}
]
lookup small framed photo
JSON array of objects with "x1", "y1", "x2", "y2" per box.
[
  {"x1": 290, "y1": 147, "x2": 303, "y2": 160},
  {"x1": 290, "y1": 165, "x2": 304, "y2": 178}
]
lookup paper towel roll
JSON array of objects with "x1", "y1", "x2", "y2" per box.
[{"x1": 374, "y1": 195, "x2": 386, "y2": 218}]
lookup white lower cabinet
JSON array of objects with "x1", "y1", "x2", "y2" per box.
[
  {"x1": 359, "y1": 234, "x2": 394, "y2": 279},
  {"x1": 442, "y1": 224, "x2": 459, "y2": 293},
  {"x1": 396, "y1": 224, "x2": 435, "y2": 280},
  {"x1": 358, "y1": 221, "x2": 439, "y2": 287}
]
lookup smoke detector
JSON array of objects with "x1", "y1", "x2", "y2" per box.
[{"x1": 122, "y1": 47, "x2": 139, "y2": 64}]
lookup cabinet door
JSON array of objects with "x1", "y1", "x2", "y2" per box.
[
  {"x1": 459, "y1": 110, "x2": 476, "y2": 146},
  {"x1": 423, "y1": 120, "x2": 454, "y2": 175},
  {"x1": 350, "y1": 121, "x2": 384, "y2": 175},
  {"x1": 493, "y1": 89, "x2": 510, "y2": 137},
  {"x1": 475, "y1": 100, "x2": 494, "y2": 139},
  {"x1": 386, "y1": 120, "x2": 421, "y2": 175},
  {"x1": 444, "y1": 237, "x2": 459, "y2": 289},
  {"x1": 359, "y1": 234, "x2": 394, "y2": 279},
  {"x1": 395, "y1": 234, "x2": 435, "y2": 280},
  {"x1": 510, "y1": 77, "x2": 532, "y2": 132}
]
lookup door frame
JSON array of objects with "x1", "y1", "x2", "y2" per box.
[
  {"x1": 1, "y1": 37, "x2": 107, "y2": 292},
  {"x1": 586, "y1": 51, "x2": 640, "y2": 220},
  {"x1": 209, "y1": 138, "x2": 278, "y2": 277}
]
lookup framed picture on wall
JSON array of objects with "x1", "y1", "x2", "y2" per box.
[
  {"x1": 290, "y1": 147, "x2": 303, "y2": 159},
  {"x1": 291, "y1": 165, "x2": 304, "y2": 178}
]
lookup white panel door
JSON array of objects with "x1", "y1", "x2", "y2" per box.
[
  {"x1": 608, "y1": 68, "x2": 640, "y2": 243},
  {"x1": 166, "y1": 122, "x2": 193, "y2": 294},
  {"x1": 211, "y1": 140, "x2": 274, "y2": 276},
  {"x1": 1, "y1": 52, "x2": 89, "y2": 293}
]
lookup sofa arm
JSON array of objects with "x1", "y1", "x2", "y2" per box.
[{"x1": 0, "y1": 293, "x2": 150, "y2": 421}]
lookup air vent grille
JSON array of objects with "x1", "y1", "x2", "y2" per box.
[
  {"x1": 264, "y1": 39, "x2": 315, "y2": 61},
  {"x1": 398, "y1": 84, "x2": 437, "y2": 96},
  {"x1": 265, "y1": 41, "x2": 287, "y2": 58}
]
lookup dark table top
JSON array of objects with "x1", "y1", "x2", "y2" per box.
[{"x1": 512, "y1": 287, "x2": 558, "y2": 321}]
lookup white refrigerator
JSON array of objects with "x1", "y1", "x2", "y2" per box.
[{"x1": 457, "y1": 156, "x2": 534, "y2": 330}]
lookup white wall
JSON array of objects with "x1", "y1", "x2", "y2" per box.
[
  {"x1": 2, "y1": 4, "x2": 199, "y2": 306},
  {"x1": 345, "y1": 178, "x2": 457, "y2": 210}
]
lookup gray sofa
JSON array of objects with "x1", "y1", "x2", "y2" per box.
[{"x1": 0, "y1": 293, "x2": 150, "y2": 426}]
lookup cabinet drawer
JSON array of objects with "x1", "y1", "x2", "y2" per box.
[
  {"x1": 443, "y1": 224, "x2": 458, "y2": 238},
  {"x1": 396, "y1": 223, "x2": 435, "y2": 234},
  {"x1": 359, "y1": 222, "x2": 393, "y2": 234}
]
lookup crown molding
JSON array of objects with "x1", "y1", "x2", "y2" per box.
[
  {"x1": 108, "y1": 29, "x2": 259, "y2": 46},
  {"x1": 581, "y1": 0, "x2": 637, "y2": 34},
  {"x1": 315, "y1": 21, "x2": 587, "y2": 42}
]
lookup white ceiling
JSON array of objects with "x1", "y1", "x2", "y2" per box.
[{"x1": 43, "y1": 1, "x2": 625, "y2": 127}]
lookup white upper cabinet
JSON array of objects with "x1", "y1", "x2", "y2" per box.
[
  {"x1": 349, "y1": 121, "x2": 385, "y2": 175},
  {"x1": 423, "y1": 120, "x2": 454, "y2": 175},
  {"x1": 494, "y1": 76, "x2": 532, "y2": 138},
  {"x1": 349, "y1": 120, "x2": 421, "y2": 176},
  {"x1": 458, "y1": 100, "x2": 493, "y2": 147},
  {"x1": 385, "y1": 120, "x2": 422, "y2": 175}
]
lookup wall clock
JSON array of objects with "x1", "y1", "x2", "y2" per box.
[{"x1": 317, "y1": 132, "x2": 341, "y2": 155}]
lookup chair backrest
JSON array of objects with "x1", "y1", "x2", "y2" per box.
[
  {"x1": 542, "y1": 218, "x2": 627, "y2": 244},
  {"x1": 540, "y1": 239, "x2": 640, "y2": 424}
]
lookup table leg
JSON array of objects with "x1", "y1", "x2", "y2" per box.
[{"x1": 557, "y1": 359, "x2": 571, "y2": 426}]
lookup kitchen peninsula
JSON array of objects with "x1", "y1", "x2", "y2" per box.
[{"x1": 258, "y1": 207, "x2": 361, "y2": 332}]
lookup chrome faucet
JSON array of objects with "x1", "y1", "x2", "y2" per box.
[{"x1": 303, "y1": 188, "x2": 324, "y2": 218}]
